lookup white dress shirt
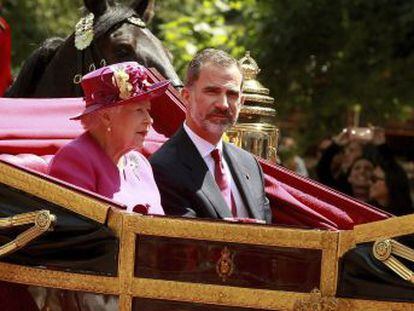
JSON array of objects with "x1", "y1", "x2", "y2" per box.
[{"x1": 183, "y1": 123, "x2": 249, "y2": 217}]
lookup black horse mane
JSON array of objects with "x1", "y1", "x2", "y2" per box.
[
  {"x1": 5, "y1": 37, "x2": 65, "y2": 97},
  {"x1": 5, "y1": 4, "x2": 138, "y2": 98}
]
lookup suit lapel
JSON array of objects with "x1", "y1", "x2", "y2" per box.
[
  {"x1": 176, "y1": 128, "x2": 232, "y2": 219},
  {"x1": 223, "y1": 143, "x2": 261, "y2": 220}
]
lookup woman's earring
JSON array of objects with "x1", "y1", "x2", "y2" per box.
[{"x1": 107, "y1": 126, "x2": 111, "y2": 132}]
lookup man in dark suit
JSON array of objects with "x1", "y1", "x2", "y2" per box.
[{"x1": 150, "y1": 48, "x2": 272, "y2": 223}]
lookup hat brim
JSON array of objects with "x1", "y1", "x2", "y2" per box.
[{"x1": 71, "y1": 80, "x2": 170, "y2": 120}]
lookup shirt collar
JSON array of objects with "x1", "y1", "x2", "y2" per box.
[{"x1": 183, "y1": 122, "x2": 223, "y2": 159}]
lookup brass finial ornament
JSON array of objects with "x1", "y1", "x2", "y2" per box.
[
  {"x1": 226, "y1": 51, "x2": 279, "y2": 162},
  {"x1": 239, "y1": 51, "x2": 260, "y2": 80},
  {"x1": 238, "y1": 52, "x2": 276, "y2": 119},
  {"x1": 239, "y1": 51, "x2": 273, "y2": 101}
]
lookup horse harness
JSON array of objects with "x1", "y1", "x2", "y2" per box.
[{"x1": 72, "y1": 12, "x2": 146, "y2": 96}]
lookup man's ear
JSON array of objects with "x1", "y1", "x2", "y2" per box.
[{"x1": 181, "y1": 87, "x2": 191, "y2": 108}]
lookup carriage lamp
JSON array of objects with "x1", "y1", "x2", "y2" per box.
[{"x1": 226, "y1": 52, "x2": 279, "y2": 162}]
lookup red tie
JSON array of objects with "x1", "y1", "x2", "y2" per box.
[{"x1": 211, "y1": 149, "x2": 237, "y2": 217}]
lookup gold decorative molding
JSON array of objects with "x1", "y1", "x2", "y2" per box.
[
  {"x1": 353, "y1": 214, "x2": 414, "y2": 244},
  {"x1": 127, "y1": 215, "x2": 329, "y2": 249},
  {"x1": 337, "y1": 230, "x2": 356, "y2": 258},
  {"x1": 320, "y1": 232, "x2": 340, "y2": 296},
  {"x1": 293, "y1": 288, "x2": 341, "y2": 311},
  {"x1": 0, "y1": 210, "x2": 56, "y2": 257},
  {"x1": 373, "y1": 239, "x2": 414, "y2": 283},
  {"x1": 338, "y1": 214, "x2": 414, "y2": 258},
  {"x1": 337, "y1": 298, "x2": 414, "y2": 311},
  {"x1": 1, "y1": 208, "x2": 414, "y2": 310},
  {"x1": 117, "y1": 229, "x2": 136, "y2": 310},
  {"x1": 132, "y1": 278, "x2": 307, "y2": 310},
  {"x1": 0, "y1": 262, "x2": 119, "y2": 294}
]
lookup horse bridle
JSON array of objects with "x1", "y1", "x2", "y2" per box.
[{"x1": 72, "y1": 13, "x2": 147, "y2": 96}]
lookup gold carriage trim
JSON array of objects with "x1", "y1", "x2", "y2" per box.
[
  {"x1": 293, "y1": 288, "x2": 341, "y2": 311},
  {"x1": 0, "y1": 210, "x2": 56, "y2": 257},
  {"x1": 373, "y1": 239, "x2": 414, "y2": 283}
]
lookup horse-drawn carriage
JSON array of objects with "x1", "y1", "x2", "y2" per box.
[
  {"x1": 1, "y1": 69, "x2": 414, "y2": 310},
  {"x1": 2, "y1": 0, "x2": 414, "y2": 309}
]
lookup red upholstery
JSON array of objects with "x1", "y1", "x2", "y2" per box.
[
  {"x1": 0, "y1": 96, "x2": 169, "y2": 171},
  {"x1": 261, "y1": 161, "x2": 389, "y2": 230},
  {"x1": 0, "y1": 97, "x2": 85, "y2": 155},
  {"x1": 0, "y1": 72, "x2": 390, "y2": 231},
  {"x1": 0, "y1": 154, "x2": 53, "y2": 174}
]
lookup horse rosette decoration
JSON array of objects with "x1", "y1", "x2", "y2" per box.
[{"x1": 74, "y1": 13, "x2": 95, "y2": 50}]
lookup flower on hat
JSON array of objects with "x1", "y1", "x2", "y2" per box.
[
  {"x1": 112, "y1": 68, "x2": 133, "y2": 100},
  {"x1": 72, "y1": 61, "x2": 170, "y2": 120}
]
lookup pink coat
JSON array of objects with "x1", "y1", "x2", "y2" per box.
[{"x1": 48, "y1": 132, "x2": 164, "y2": 215}]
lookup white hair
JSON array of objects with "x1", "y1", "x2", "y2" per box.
[{"x1": 79, "y1": 106, "x2": 122, "y2": 131}]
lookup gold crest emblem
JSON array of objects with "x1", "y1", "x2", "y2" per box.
[{"x1": 216, "y1": 246, "x2": 234, "y2": 282}]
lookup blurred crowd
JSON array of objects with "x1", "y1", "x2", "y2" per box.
[{"x1": 279, "y1": 127, "x2": 414, "y2": 216}]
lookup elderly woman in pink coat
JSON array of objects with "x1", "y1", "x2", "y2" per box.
[{"x1": 48, "y1": 61, "x2": 167, "y2": 215}]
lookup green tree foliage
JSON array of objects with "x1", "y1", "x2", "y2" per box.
[
  {"x1": 245, "y1": 1, "x2": 414, "y2": 150},
  {"x1": 3, "y1": 0, "x2": 414, "y2": 151},
  {"x1": 154, "y1": 0, "x2": 414, "y2": 151},
  {"x1": 154, "y1": 0, "x2": 256, "y2": 75},
  {"x1": 3, "y1": 0, "x2": 82, "y2": 71}
]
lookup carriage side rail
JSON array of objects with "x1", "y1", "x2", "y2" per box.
[{"x1": 0, "y1": 210, "x2": 56, "y2": 257}]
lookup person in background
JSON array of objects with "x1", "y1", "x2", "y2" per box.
[
  {"x1": 369, "y1": 158, "x2": 413, "y2": 216},
  {"x1": 279, "y1": 136, "x2": 309, "y2": 177},
  {"x1": 150, "y1": 48, "x2": 271, "y2": 223},
  {"x1": 49, "y1": 61, "x2": 168, "y2": 215},
  {"x1": 347, "y1": 156, "x2": 374, "y2": 202},
  {"x1": 367, "y1": 128, "x2": 413, "y2": 215},
  {"x1": 316, "y1": 128, "x2": 366, "y2": 194}
]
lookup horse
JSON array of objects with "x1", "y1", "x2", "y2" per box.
[{"x1": 5, "y1": 0, "x2": 182, "y2": 98}]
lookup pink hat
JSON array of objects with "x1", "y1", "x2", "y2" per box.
[{"x1": 71, "y1": 61, "x2": 169, "y2": 120}]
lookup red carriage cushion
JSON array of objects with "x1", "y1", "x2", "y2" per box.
[
  {"x1": 0, "y1": 154, "x2": 53, "y2": 174},
  {"x1": 0, "y1": 87, "x2": 390, "y2": 230}
]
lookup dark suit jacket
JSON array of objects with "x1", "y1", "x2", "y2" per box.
[{"x1": 150, "y1": 127, "x2": 272, "y2": 223}]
